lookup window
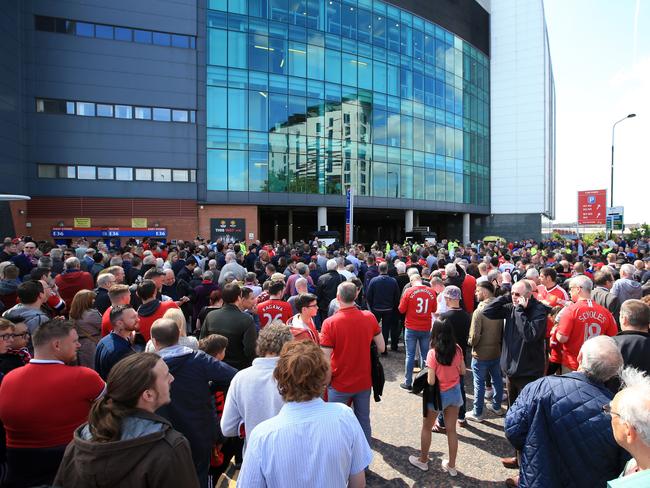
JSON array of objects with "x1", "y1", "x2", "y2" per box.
[
  {"x1": 115, "y1": 167, "x2": 133, "y2": 180},
  {"x1": 152, "y1": 32, "x2": 171, "y2": 46},
  {"x1": 153, "y1": 169, "x2": 172, "y2": 182},
  {"x1": 77, "y1": 166, "x2": 96, "y2": 179},
  {"x1": 114, "y1": 27, "x2": 132, "y2": 41},
  {"x1": 36, "y1": 99, "x2": 66, "y2": 114},
  {"x1": 37, "y1": 164, "x2": 57, "y2": 178},
  {"x1": 96, "y1": 104, "x2": 113, "y2": 117},
  {"x1": 172, "y1": 169, "x2": 189, "y2": 182},
  {"x1": 115, "y1": 105, "x2": 132, "y2": 119},
  {"x1": 97, "y1": 167, "x2": 114, "y2": 179},
  {"x1": 152, "y1": 108, "x2": 171, "y2": 122},
  {"x1": 58, "y1": 166, "x2": 76, "y2": 178},
  {"x1": 76, "y1": 102, "x2": 95, "y2": 116},
  {"x1": 76, "y1": 22, "x2": 94, "y2": 37},
  {"x1": 95, "y1": 24, "x2": 113, "y2": 39},
  {"x1": 171, "y1": 34, "x2": 190, "y2": 48},
  {"x1": 134, "y1": 30, "x2": 152, "y2": 43},
  {"x1": 135, "y1": 168, "x2": 153, "y2": 180},
  {"x1": 134, "y1": 107, "x2": 152, "y2": 120},
  {"x1": 172, "y1": 110, "x2": 188, "y2": 122}
]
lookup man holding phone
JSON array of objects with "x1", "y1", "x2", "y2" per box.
[{"x1": 482, "y1": 279, "x2": 549, "y2": 479}]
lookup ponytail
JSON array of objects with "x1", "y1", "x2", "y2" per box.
[{"x1": 88, "y1": 396, "x2": 135, "y2": 442}]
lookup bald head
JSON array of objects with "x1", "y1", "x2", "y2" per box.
[{"x1": 151, "y1": 318, "x2": 180, "y2": 349}]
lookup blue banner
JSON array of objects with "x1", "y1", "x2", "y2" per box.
[{"x1": 51, "y1": 227, "x2": 167, "y2": 238}]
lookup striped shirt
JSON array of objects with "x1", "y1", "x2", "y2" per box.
[{"x1": 237, "y1": 398, "x2": 372, "y2": 487}]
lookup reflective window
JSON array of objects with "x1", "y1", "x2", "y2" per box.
[
  {"x1": 115, "y1": 105, "x2": 132, "y2": 119},
  {"x1": 134, "y1": 30, "x2": 153, "y2": 43},
  {"x1": 37, "y1": 164, "x2": 57, "y2": 178},
  {"x1": 58, "y1": 166, "x2": 76, "y2": 178},
  {"x1": 97, "y1": 167, "x2": 114, "y2": 179},
  {"x1": 172, "y1": 110, "x2": 189, "y2": 122},
  {"x1": 77, "y1": 166, "x2": 96, "y2": 179},
  {"x1": 152, "y1": 32, "x2": 171, "y2": 46},
  {"x1": 96, "y1": 104, "x2": 113, "y2": 117},
  {"x1": 114, "y1": 27, "x2": 132, "y2": 41},
  {"x1": 152, "y1": 108, "x2": 171, "y2": 122},
  {"x1": 76, "y1": 102, "x2": 95, "y2": 117},
  {"x1": 76, "y1": 22, "x2": 94, "y2": 37},
  {"x1": 115, "y1": 167, "x2": 133, "y2": 180},
  {"x1": 173, "y1": 169, "x2": 189, "y2": 182},
  {"x1": 135, "y1": 106, "x2": 152, "y2": 120},
  {"x1": 153, "y1": 169, "x2": 172, "y2": 182},
  {"x1": 135, "y1": 168, "x2": 152, "y2": 180}
]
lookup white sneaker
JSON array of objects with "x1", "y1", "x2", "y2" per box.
[
  {"x1": 409, "y1": 455, "x2": 429, "y2": 472},
  {"x1": 465, "y1": 411, "x2": 485, "y2": 423},
  {"x1": 484, "y1": 387, "x2": 494, "y2": 400},
  {"x1": 486, "y1": 404, "x2": 505, "y2": 416},
  {"x1": 441, "y1": 459, "x2": 458, "y2": 477}
]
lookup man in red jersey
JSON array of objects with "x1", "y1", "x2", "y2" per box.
[
  {"x1": 136, "y1": 280, "x2": 179, "y2": 343},
  {"x1": 398, "y1": 274, "x2": 436, "y2": 390},
  {"x1": 0, "y1": 320, "x2": 104, "y2": 488},
  {"x1": 556, "y1": 275, "x2": 618, "y2": 373},
  {"x1": 257, "y1": 281, "x2": 293, "y2": 328},
  {"x1": 100, "y1": 284, "x2": 132, "y2": 337},
  {"x1": 321, "y1": 281, "x2": 385, "y2": 446},
  {"x1": 538, "y1": 267, "x2": 569, "y2": 307}
]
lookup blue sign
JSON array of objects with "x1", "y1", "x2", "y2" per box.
[{"x1": 51, "y1": 227, "x2": 167, "y2": 238}]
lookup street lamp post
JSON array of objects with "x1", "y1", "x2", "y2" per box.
[
  {"x1": 610, "y1": 114, "x2": 636, "y2": 208},
  {"x1": 609, "y1": 113, "x2": 636, "y2": 237}
]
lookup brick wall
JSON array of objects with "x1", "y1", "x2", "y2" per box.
[
  {"x1": 16, "y1": 197, "x2": 199, "y2": 241},
  {"x1": 198, "y1": 205, "x2": 259, "y2": 244}
]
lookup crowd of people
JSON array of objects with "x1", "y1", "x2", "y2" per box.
[{"x1": 0, "y1": 233, "x2": 648, "y2": 487}]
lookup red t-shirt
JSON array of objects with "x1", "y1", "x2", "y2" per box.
[
  {"x1": 557, "y1": 299, "x2": 618, "y2": 370},
  {"x1": 461, "y1": 275, "x2": 476, "y2": 314},
  {"x1": 319, "y1": 307, "x2": 381, "y2": 393},
  {"x1": 101, "y1": 306, "x2": 112, "y2": 337},
  {"x1": 0, "y1": 362, "x2": 104, "y2": 448},
  {"x1": 137, "y1": 301, "x2": 179, "y2": 342},
  {"x1": 257, "y1": 299, "x2": 293, "y2": 328},
  {"x1": 398, "y1": 285, "x2": 437, "y2": 331},
  {"x1": 539, "y1": 284, "x2": 569, "y2": 307}
]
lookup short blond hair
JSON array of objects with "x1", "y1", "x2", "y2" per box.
[{"x1": 162, "y1": 307, "x2": 187, "y2": 337}]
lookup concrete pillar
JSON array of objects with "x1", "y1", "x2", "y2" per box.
[
  {"x1": 317, "y1": 206, "x2": 327, "y2": 231},
  {"x1": 414, "y1": 211, "x2": 419, "y2": 228},
  {"x1": 462, "y1": 213, "x2": 470, "y2": 244},
  {"x1": 405, "y1": 209, "x2": 414, "y2": 233},
  {"x1": 288, "y1": 209, "x2": 293, "y2": 243}
]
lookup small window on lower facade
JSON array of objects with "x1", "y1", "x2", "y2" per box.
[
  {"x1": 97, "y1": 167, "x2": 114, "y2": 179},
  {"x1": 153, "y1": 169, "x2": 172, "y2": 182},
  {"x1": 115, "y1": 167, "x2": 133, "y2": 181},
  {"x1": 37, "y1": 164, "x2": 57, "y2": 178},
  {"x1": 135, "y1": 168, "x2": 152, "y2": 181},
  {"x1": 172, "y1": 169, "x2": 189, "y2": 182},
  {"x1": 77, "y1": 166, "x2": 96, "y2": 179}
]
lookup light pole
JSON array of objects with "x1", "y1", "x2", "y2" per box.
[{"x1": 610, "y1": 114, "x2": 636, "y2": 208}]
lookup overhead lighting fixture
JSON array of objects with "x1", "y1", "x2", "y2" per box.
[
  {"x1": 288, "y1": 48, "x2": 306, "y2": 54},
  {"x1": 254, "y1": 45, "x2": 274, "y2": 51},
  {"x1": 351, "y1": 60, "x2": 368, "y2": 66},
  {"x1": 259, "y1": 91, "x2": 267, "y2": 98},
  {"x1": 280, "y1": 58, "x2": 285, "y2": 68}
]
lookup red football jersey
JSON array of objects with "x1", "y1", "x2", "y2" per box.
[
  {"x1": 398, "y1": 285, "x2": 437, "y2": 331},
  {"x1": 557, "y1": 299, "x2": 618, "y2": 370},
  {"x1": 257, "y1": 299, "x2": 293, "y2": 328}
]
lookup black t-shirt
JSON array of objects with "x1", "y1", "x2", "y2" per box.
[{"x1": 440, "y1": 309, "x2": 471, "y2": 356}]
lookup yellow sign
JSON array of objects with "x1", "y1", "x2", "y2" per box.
[
  {"x1": 74, "y1": 217, "x2": 91, "y2": 228},
  {"x1": 131, "y1": 218, "x2": 148, "y2": 228}
]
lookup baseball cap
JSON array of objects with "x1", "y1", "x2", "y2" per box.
[{"x1": 442, "y1": 285, "x2": 461, "y2": 301}]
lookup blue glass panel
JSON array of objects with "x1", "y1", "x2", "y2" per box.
[
  {"x1": 386, "y1": 63, "x2": 399, "y2": 96},
  {"x1": 95, "y1": 24, "x2": 113, "y2": 40},
  {"x1": 228, "y1": 68, "x2": 248, "y2": 88},
  {"x1": 228, "y1": 13, "x2": 248, "y2": 32},
  {"x1": 228, "y1": 31, "x2": 247, "y2": 68},
  {"x1": 400, "y1": 68, "x2": 412, "y2": 99},
  {"x1": 373, "y1": 13, "x2": 386, "y2": 48},
  {"x1": 288, "y1": 77, "x2": 306, "y2": 96},
  {"x1": 387, "y1": 17, "x2": 400, "y2": 52},
  {"x1": 325, "y1": 49, "x2": 341, "y2": 84},
  {"x1": 249, "y1": 0, "x2": 268, "y2": 18},
  {"x1": 340, "y1": 4, "x2": 357, "y2": 40},
  {"x1": 413, "y1": 166, "x2": 424, "y2": 199},
  {"x1": 207, "y1": 86, "x2": 228, "y2": 128},
  {"x1": 207, "y1": 149, "x2": 228, "y2": 190},
  {"x1": 372, "y1": 161, "x2": 386, "y2": 197},
  {"x1": 208, "y1": 29, "x2": 227, "y2": 66},
  {"x1": 357, "y1": 9, "x2": 372, "y2": 44},
  {"x1": 207, "y1": 129, "x2": 228, "y2": 149},
  {"x1": 307, "y1": 80, "x2": 324, "y2": 99},
  {"x1": 228, "y1": 0, "x2": 247, "y2": 14},
  {"x1": 270, "y1": 0, "x2": 289, "y2": 22},
  {"x1": 326, "y1": 1, "x2": 341, "y2": 35},
  {"x1": 341, "y1": 53, "x2": 357, "y2": 86},
  {"x1": 249, "y1": 131, "x2": 269, "y2": 151},
  {"x1": 400, "y1": 115, "x2": 412, "y2": 149},
  {"x1": 413, "y1": 29, "x2": 424, "y2": 61},
  {"x1": 269, "y1": 93, "x2": 288, "y2": 129},
  {"x1": 306, "y1": 0, "x2": 324, "y2": 30},
  {"x1": 208, "y1": 11, "x2": 228, "y2": 28},
  {"x1": 171, "y1": 34, "x2": 190, "y2": 48},
  {"x1": 133, "y1": 29, "x2": 151, "y2": 43},
  {"x1": 228, "y1": 129, "x2": 248, "y2": 150},
  {"x1": 227, "y1": 88, "x2": 248, "y2": 129},
  {"x1": 357, "y1": 57, "x2": 372, "y2": 90},
  {"x1": 208, "y1": 0, "x2": 227, "y2": 10},
  {"x1": 325, "y1": 83, "x2": 341, "y2": 101},
  {"x1": 288, "y1": 42, "x2": 306, "y2": 77},
  {"x1": 76, "y1": 22, "x2": 94, "y2": 37},
  {"x1": 387, "y1": 163, "x2": 399, "y2": 198},
  {"x1": 372, "y1": 61, "x2": 386, "y2": 93},
  {"x1": 249, "y1": 90, "x2": 268, "y2": 131},
  {"x1": 153, "y1": 32, "x2": 171, "y2": 46},
  {"x1": 249, "y1": 151, "x2": 269, "y2": 191},
  {"x1": 114, "y1": 27, "x2": 132, "y2": 41},
  {"x1": 268, "y1": 37, "x2": 287, "y2": 74},
  {"x1": 400, "y1": 165, "x2": 413, "y2": 198},
  {"x1": 249, "y1": 34, "x2": 270, "y2": 71},
  {"x1": 307, "y1": 44, "x2": 324, "y2": 80},
  {"x1": 269, "y1": 73, "x2": 288, "y2": 93},
  {"x1": 228, "y1": 150, "x2": 248, "y2": 191}
]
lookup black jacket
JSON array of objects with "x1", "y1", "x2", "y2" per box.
[
  {"x1": 614, "y1": 330, "x2": 650, "y2": 374},
  {"x1": 370, "y1": 342, "x2": 384, "y2": 402},
  {"x1": 93, "y1": 288, "x2": 111, "y2": 315},
  {"x1": 483, "y1": 294, "x2": 548, "y2": 379},
  {"x1": 200, "y1": 304, "x2": 257, "y2": 370},
  {"x1": 315, "y1": 270, "x2": 343, "y2": 314}
]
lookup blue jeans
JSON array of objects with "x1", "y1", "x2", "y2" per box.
[
  {"x1": 328, "y1": 387, "x2": 372, "y2": 445},
  {"x1": 471, "y1": 357, "x2": 503, "y2": 415},
  {"x1": 404, "y1": 328, "x2": 430, "y2": 387}
]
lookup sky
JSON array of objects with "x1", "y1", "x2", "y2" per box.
[{"x1": 543, "y1": 0, "x2": 649, "y2": 225}]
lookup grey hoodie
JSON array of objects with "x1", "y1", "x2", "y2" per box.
[
  {"x1": 3, "y1": 303, "x2": 50, "y2": 334},
  {"x1": 611, "y1": 278, "x2": 642, "y2": 304}
]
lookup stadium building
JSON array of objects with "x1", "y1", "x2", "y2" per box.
[{"x1": 0, "y1": 0, "x2": 555, "y2": 243}]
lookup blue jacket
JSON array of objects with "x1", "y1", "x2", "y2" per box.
[
  {"x1": 157, "y1": 346, "x2": 237, "y2": 473},
  {"x1": 366, "y1": 274, "x2": 400, "y2": 312},
  {"x1": 94, "y1": 333, "x2": 135, "y2": 380},
  {"x1": 505, "y1": 372, "x2": 627, "y2": 488}
]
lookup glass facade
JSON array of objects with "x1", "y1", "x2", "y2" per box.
[{"x1": 206, "y1": 0, "x2": 489, "y2": 206}]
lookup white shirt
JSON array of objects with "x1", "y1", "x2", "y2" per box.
[{"x1": 237, "y1": 398, "x2": 372, "y2": 488}]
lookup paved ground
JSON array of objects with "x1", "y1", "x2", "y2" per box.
[
  {"x1": 217, "y1": 347, "x2": 516, "y2": 487},
  {"x1": 366, "y1": 348, "x2": 515, "y2": 487}
]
